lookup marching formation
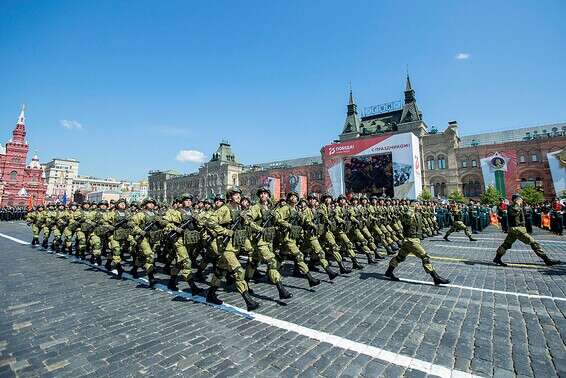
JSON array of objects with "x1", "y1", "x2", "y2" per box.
[{"x1": 24, "y1": 189, "x2": 561, "y2": 311}]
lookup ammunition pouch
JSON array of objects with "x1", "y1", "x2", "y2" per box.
[
  {"x1": 233, "y1": 229, "x2": 249, "y2": 247},
  {"x1": 114, "y1": 227, "x2": 129, "y2": 241},
  {"x1": 183, "y1": 230, "x2": 201, "y2": 245},
  {"x1": 290, "y1": 225, "x2": 303, "y2": 239},
  {"x1": 261, "y1": 227, "x2": 276, "y2": 241}
]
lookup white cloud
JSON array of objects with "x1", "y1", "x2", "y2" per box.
[
  {"x1": 60, "y1": 119, "x2": 83, "y2": 130},
  {"x1": 455, "y1": 53, "x2": 470, "y2": 60},
  {"x1": 176, "y1": 149, "x2": 205, "y2": 163}
]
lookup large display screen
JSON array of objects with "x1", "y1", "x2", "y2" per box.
[{"x1": 344, "y1": 153, "x2": 393, "y2": 197}]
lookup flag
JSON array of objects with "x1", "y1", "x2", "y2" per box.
[
  {"x1": 28, "y1": 196, "x2": 33, "y2": 210},
  {"x1": 62, "y1": 192, "x2": 68, "y2": 205}
]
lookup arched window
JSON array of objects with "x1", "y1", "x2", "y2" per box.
[
  {"x1": 426, "y1": 156, "x2": 435, "y2": 170},
  {"x1": 437, "y1": 156, "x2": 447, "y2": 169},
  {"x1": 9, "y1": 171, "x2": 17, "y2": 181}
]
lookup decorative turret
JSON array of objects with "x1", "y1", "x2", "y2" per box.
[
  {"x1": 399, "y1": 75, "x2": 422, "y2": 124},
  {"x1": 339, "y1": 86, "x2": 362, "y2": 141},
  {"x1": 11, "y1": 104, "x2": 27, "y2": 145},
  {"x1": 30, "y1": 153, "x2": 41, "y2": 169}
]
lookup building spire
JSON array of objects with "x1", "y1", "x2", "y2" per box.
[
  {"x1": 17, "y1": 104, "x2": 26, "y2": 125},
  {"x1": 405, "y1": 73, "x2": 413, "y2": 92}
]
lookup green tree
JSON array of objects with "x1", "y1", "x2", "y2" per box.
[
  {"x1": 418, "y1": 188, "x2": 433, "y2": 201},
  {"x1": 560, "y1": 190, "x2": 566, "y2": 199},
  {"x1": 519, "y1": 185, "x2": 544, "y2": 205},
  {"x1": 448, "y1": 190, "x2": 466, "y2": 203},
  {"x1": 480, "y1": 185, "x2": 503, "y2": 206}
]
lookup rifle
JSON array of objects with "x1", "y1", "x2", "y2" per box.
[
  {"x1": 254, "y1": 209, "x2": 275, "y2": 240},
  {"x1": 167, "y1": 214, "x2": 196, "y2": 240},
  {"x1": 220, "y1": 212, "x2": 243, "y2": 248}
]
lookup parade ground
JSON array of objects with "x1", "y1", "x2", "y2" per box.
[{"x1": 1, "y1": 222, "x2": 565, "y2": 378}]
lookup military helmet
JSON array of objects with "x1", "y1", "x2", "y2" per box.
[
  {"x1": 241, "y1": 196, "x2": 251, "y2": 203},
  {"x1": 227, "y1": 187, "x2": 242, "y2": 197},
  {"x1": 511, "y1": 193, "x2": 522, "y2": 201},
  {"x1": 130, "y1": 201, "x2": 139, "y2": 208},
  {"x1": 307, "y1": 192, "x2": 318, "y2": 201},
  {"x1": 286, "y1": 191, "x2": 299, "y2": 200},
  {"x1": 337, "y1": 195, "x2": 346, "y2": 201},
  {"x1": 141, "y1": 198, "x2": 157, "y2": 206},
  {"x1": 370, "y1": 195, "x2": 379, "y2": 201},
  {"x1": 181, "y1": 193, "x2": 194, "y2": 202},
  {"x1": 320, "y1": 193, "x2": 333, "y2": 201},
  {"x1": 98, "y1": 200, "x2": 109, "y2": 207},
  {"x1": 256, "y1": 187, "x2": 271, "y2": 197},
  {"x1": 115, "y1": 198, "x2": 127, "y2": 206},
  {"x1": 214, "y1": 194, "x2": 225, "y2": 202}
]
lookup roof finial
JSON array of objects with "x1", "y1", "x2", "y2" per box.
[
  {"x1": 17, "y1": 104, "x2": 26, "y2": 125},
  {"x1": 405, "y1": 71, "x2": 413, "y2": 92},
  {"x1": 348, "y1": 81, "x2": 355, "y2": 105}
]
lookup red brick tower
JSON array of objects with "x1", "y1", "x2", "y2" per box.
[{"x1": 0, "y1": 106, "x2": 47, "y2": 206}]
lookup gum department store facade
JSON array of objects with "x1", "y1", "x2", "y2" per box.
[{"x1": 149, "y1": 76, "x2": 566, "y2": 202}]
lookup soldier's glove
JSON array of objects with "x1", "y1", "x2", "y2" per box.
[
  {"x1": 175, "y1": 227, "x2": 184, "y2": 234},
  {"x1": 224, "y1": 229, "x2": 234, "y2": 237}
]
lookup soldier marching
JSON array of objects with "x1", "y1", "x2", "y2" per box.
[{"x1": 21, "y1": 190, "x2": 561, "y2": 311}]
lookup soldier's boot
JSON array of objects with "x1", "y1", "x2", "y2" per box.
[
  {"x1": 41, "y1": 239, "x2": 49, "y2": 249},
  {"x1": 187, "y1": 278, "x2": 205, "y2": 296},
  {"x1": 276, "y1": 282, "x2": 292, "y2": 299},
  {"x1": 384, "y1": 265, "x2": 399, "y2": 281},
  {"x1": 396, "y1": 240, "x2": 403, "y2": 249},
  {"x1": 307, "y1": 260, "x2": 320, "y2": 273},
  {"x1": 206, "y1": 286, "x2": 223, "y2": 305},
  {"x1": 116, "y1": 264, "x2": 124, "y2": 278},
  {"x1": 241, "y1": 291, "x2": 260, "y2": 311},
  {"x1": 443, "y1": 233, "x2": 451, "y2": 242},
  {"x1": 468, "y1": 236, "x2": 477, "y2": 241},
  {"x1": 225, "y1": 275, "x2": 236, "y2": 288},
  {"x1": 293, "y1": 263, "x2": 303, "y2": 277},
  {"x1": 130, "y1": 265, "x2": 140, "y2": 278},
  {"x1": 374, "y1": 252, "x2": 385, "y2": 260},
  {"x1": 167, "y1": 276, "x2": 179, "y2": 291},
  {"x1": 104, "y1": 259, "x2": 112, "y2": 271},
  {"x1": 96, "y1": 256, "x2": 103, "y2": 267},
  {"x1": 147, "y1": 272, "x2": 156, "y2": 289},
  {"x1": 391, "y1": 243, "x2": 400, "y2": 251},
  {"x1": 252, "y1": 269, "x2": 265, "y2": 280},
  {"x1": 384, "y1": 245, "x2": 395, "y2": 255},
  {"x1": 493, "y1": 255, "x2": 507, "y2": 267},
  {"x1": 542, "y1": 255, "x2": 562, "y2": 266},
  {"x1": 89, "y1": 255, "x2": 95, "y2": 264},
  {"x1": 367, "y1": 254, "x2": 376, "y2": 265},
  {"x1": 31, "y1": 237, "x2": 39, "y2": 246},
  {"x1": 324, "y1": 266, "x2": 338, "y2": 280},
  {"x1": 305, "y1": 272, "x2": 321, "y2": 287},
  {"x1": 194, "y1": 269, "x2": 207, "y2": 283},
  {"x1": 337, "y1": 260, "x2": 352, "y2": 274},
  {"x1": 430, "y1": 271, "x2": 450, "y2": 285},
  {"x1": 351, "y1": 256, "x2": 364, "y2": 270}
]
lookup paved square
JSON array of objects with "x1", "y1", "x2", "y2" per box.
[{"x1": 1, "y1": 221, "x2": 565, "y2": 377}]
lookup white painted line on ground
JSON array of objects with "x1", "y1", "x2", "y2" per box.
[
  {"x1": 0, "y1": 233, "x2": 30, "y2": 245},
  {"x1": 0, "y1": 231, "x2": 481, "y2": 378},
  {"x1": 433, "y1": 244, "x2": 531, "y2": 252},
  {"x1": 432, "y1": 236, "x2": 566, "y2": 244},
  {"x1": 398, "y1": 278, "x2": 566, "y2": 302}
]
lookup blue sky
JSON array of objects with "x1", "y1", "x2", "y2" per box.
[{"x1": 1, "y1": 0, "x2": 565, "y2": 181}]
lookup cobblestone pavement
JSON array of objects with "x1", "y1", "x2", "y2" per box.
[{"x1": 1, "y1": 222, "x2": 565, "y2": 377}]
